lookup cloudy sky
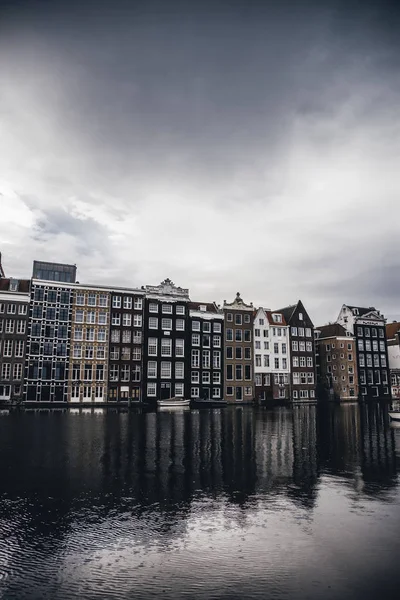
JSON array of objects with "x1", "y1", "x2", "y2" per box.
[{"x1": 1, "y1": 0, "x2": 400, "y2": 324}]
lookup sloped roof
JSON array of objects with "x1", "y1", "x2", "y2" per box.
[
  {"x1": 316, "y1": 323, "x2": 348, "y2": 339},
  {"x1": 346, "y1": 305, "x2": 376, "y2": 316},
  {"x1": 386, "y1": 322, "x2": 400, "y2": 340},
  {"x1": 0, "y1": 279, "x2": 31, "y2": 292},
  {"x1": 274, "y1": 304, "x2": 297, "y2": 323},
  {"x1": 189, "y1": 301, "x2": 220, "y2": 313}
]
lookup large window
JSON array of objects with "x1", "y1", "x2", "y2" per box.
[
  {"x1": 162, "y1": 318, "x2": 172, "y2": 330},
  {"x1": 175, "y1": 362, "x2": 184, "y2": 379},
  {"x1": 148, "y1": 338, "x2": 158, "y2": 356},
  {"x1": 191, "y1": 350, "x2": 200, "y2": 368},
  {"x1": 161, "y1": 338, "x2": 172, "y2": 356},
  {"x1": 176, "y1": 339, "x2": 184, "y2": 357},
  {"x1": 148, "y1": 361, "x2": 157, "y2": 378},
  {"x1": 149, "y1": 317, "x2": 158, "y2": 329},
  {"x1": 213, "y1": 351, "x2": 221, "y2": 369},
  {"x1": 202, "y1": 350, "x2": 210, "y2": 368},
  {"x1": 147, "y1": 383, "x2": 156, "y2": 397},
  {"x1": 161, "y1": 362, "x2": 171, "y2": 378}
]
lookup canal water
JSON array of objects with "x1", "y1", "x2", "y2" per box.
[{"x1": 0, "y1": 404, "x2": 399, "y2": 600}]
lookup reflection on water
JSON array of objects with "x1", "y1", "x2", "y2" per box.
[{"x1": 0, "y1": 404, "x2": 400, "y2": 600}]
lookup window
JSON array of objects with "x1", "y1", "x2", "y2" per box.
[
  {"x1": 379, "y1": 329, "x2": 384, "y2": 338},
  {"x1": 226, "y1": 313, "x2": 233, "y2": 322},
  {"x1": 18, "y1": 304, "x2": 28, "y2": 315},
  {"x1": 245, "y1": 347, "x2": 251, "y2": 360},
  {"x1": 274, "y1": 343, "x2": 279, "y2": 354},
  {"x1": 255, "y1": 341, "x2": 261, "y2": 349},
  {"x1": 292, "y1": 327, "x2": 297, "y2": 336},
  {"x1": 307, "y1": 356, "x2": 313, "y2": 367},
  {"x1": 149, "y1": 317, "x2": 158, "y2": 329},
  {"x1": 235, "y1": 329, "x2": 242, "y2": 342},
  {"x1": 133, "y1": 331, "x2": 142, "y2": 344},
  {"x1": 213, "y1": 372, "x2": 221, "y2": 384},
  {"x1": 282, "y1": 343, "x2": 287, "y2": 354},
  {"x1": 244, "y1": 314, "x2": 250, "y2": 323},
  {"x1": 112, "y1": 296, "x2": 121, "y2": 309},
  {"x1": 226, "y1": 329, "x2": 233, "y2": 341},
  {"x1": 149, "y1": 303, "x2": 158, "y2": 313},
  {"x1": 299, "y1": 341, "x2": 305, "y2": 352},
  {"x1": 306, "y1": 342, "x2": 312, "y2": 352},
  {"x1": 161, "y1": 338, "x2": 172, "y2": 356},
  {"x1": 212, "y1": 387, "x2": 221, "y2": 398},
  {"x1": 84, "y1": 364, "x2": 93, "y2": 381},
  {"x1": 147, "y1": 383, "x2": 156, "y2": 397},
  {"x1": 192, "y1": 350, "x2": 200, "y2": 368},
  {"x1": 133, "y1": 314, "x2": 142, "y2": 327},
  {"x1": 292, "y1": 341, "x2": 298, "y2": 351},
  {"x1": 132, "y1": 348, "x2": 141, "y2": 360},
  {"x1": 213, "y1": 335, "x2": 221, "y2": 347},
  {"x1": 162, "y1": 304, "x2": 173, "y2": 314},
  {"x1": 161, "y1": 362, "x2": 171, "y2": 378},
  {"x1": 255, "y1": 374, "x2": 262, "y2": 386},
  {"x1": 264, "y1": 355, "x2": 270, "y2": 367},
  {"x1": 175, "y1": 383, "x2": 184, "y2": 397},
  {"x1": 121, "y1": 330, "x2": 131, "y2": 344},
  {"x1": 213, "y1": 351, "x2": 221, "y2": 368},
  {"x1": 274, "y1": 358, "x2": 279, "y2": 369},
  {"x1": 85, "y1": 346, "x2": 94, "y2": 359},
  {"x1": 226, "y1": 347, "x2": 233, "y2": 359},
  {"x1": 358, "y1": 340, "x2": 364, "y2": 351},
  {"x1": 1, "y1": 363, "x2": 11, "y2": 379},
  {"x1": 264, "y1": 341, "x2": 269, "y2": 350},
  {"x1": 123, "y1": 296, "x2": 132, "y2": 310},
  {"x1": 176, "y1": 319, "x2": 185, "y2": 331},
  {"x1": 5, "y1": 319, "x2": 14, "y2": 334},
  {"x1": 255, "y1": 328, "x2": 261, "y2": 337},
  {"x1": 14, "y1": 340, "x2": 24, "y2": 357},
  {"x1": 120, "y1": 365, "x2": 130, "y2": 382},
  {"x1": 86, "y1": 328, "x2": 95, "y2": 341},
  {"x1": 235, "y1": 314, "x2": 242, "y2": 325},
  {"x1": 191, "y1": 387, "x2": 200, "y2": 398},
  {"x1": 148, "y1": 360, "x2": 158, "y2": 378},
  {"x1": 13, "y1": 363, "x2": 23, "y2": 380},
  {"x1": 87, "y1": 311, "x2": 96, "y2": 324},
  {"x1": 255, "y1": 355, "x2": 261, "y2": 367},
  {"x1": 148, "y1": 338, "x2": 158, "y2": 356},
  {"x1": 359, "y1": 354, "x2": 365, "y2": 367},
  {"x1": 365, "y1": 340, "x2": 371, "y2": 352},
  {"x1": 111, "y1": 329, "x2": 120, "y2": 343},
  {"x1": 213, "y1": 322, "x2": 222, "y2": 333},
  {"x1": 97, "y1": 346, "x2": 105, "y2": 359},
  {"x1": 226, "y1": 365, "x2": 233, "y2": 380},
  {"x1": 202, "y1": 371, "x2": 210, "y2": 384},
  {"x1": 122, "y1": 314, "x2": 132, "y2": 327},
  {"x1": 176, "y1": 339, "x2": 184, "y2": 357},
  {"x1": 3, "y1": 340, "x2": 13, "y2": 357},
  {"x1": 226, "y1": 386, "x2": 233, "y2": 396},
  {"x1": 192, "y1": 333, "x2": 200, "y2": 346},
  {"x1": 134, "y1": 297, "x2": 143, "y2": 310},
  {"x1": 235, "y1": 365, "x2": 243, "y2": 380},
  {"x1": 175, "y1": 362, "x2": 184, "y2": 379},
  {"x1": 122, "y1": 347, "x2": 131, "y2": 360},
  {"x1": 99, "y1": 294, "x2": 108, "y2": 307},
  {"x1": 282, "y1": 358, "x2": 287, "y2": 370},
  {"x1": 235, "y1": 347, "x2": 243, "y2": 360},
  {"x1": 381, "y1": 355, "x2": 387, "y2": 367},
  {"x1": 162, "y1": 318, "x2": 172, "y2": 330},
  {"x1": 16, "y1": 321, "x2": 25, "y2": 336},
  {"x1": 300, "y1": 356, "x2": 306, "y2": 367},
  {"x1": 176, "y1": 305, "x2": 185, "y2": 315},
  {"x1": 298, "y1": 327, "x2": 304, "y2": 337},
  {"x1": 202, "y1": 350, "x2": 210, "y2": 368},
  {"x1": 191, "y1": 371, "x2": 200, "y2": 383},
  {"x1": 293, "y1": 356, "x2": 299, "y2": 367},
  {"x1": 192, "y1": 321, "x2": 201, "y2": 331},
  {"x1": 244, "y1": 330, "x2": 251, "y2": 342},
  {"x1": 203, "y1": 322, "x2": 211, "y2": 333},
  {"x1": 244, "y1": 386, "x2": 252, "y2": 396}
]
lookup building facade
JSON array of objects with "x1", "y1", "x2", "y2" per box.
[
  {"x1": 25, "y1": 280, "x2": 73, "y2": 403},
  {"x1": 0, "y1": 278, "x2": 30, "y2": 404},
  {"x1": 143, "y1": 279, "x2": 190, "y2": 403},
  {"x1": 189, "y1": 302, "x2": 224, "y2": 401},
  {"x1": 253, "y1": 307, "x2": 290, "y2": 402},
  {"x1": 385, "y1": 322, "x2": 400, "y2": 399},
  {"x1": 68, "y1": 286, "x2": 111, "y2": 404},
  {"x1": 108, "y1": 288, "x2": 144, "y2": 402},
  {"x1": 276, "y1": 301, "x2": 316, "y2": 401},
  {"x1": 315, "y1": 323, "x2": 358, "y2": 401},
  {"x1": 223, "y1": 293, "x2": 254, "y2": 403},
  {"x1": 337, "y1": 305, "x2": 391, "y2": 400}
]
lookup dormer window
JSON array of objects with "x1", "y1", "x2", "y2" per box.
[
  {"x1": 353, "y1": 308, "x2": 359, "y2": 315},
  {"x1": 272, "y1": 314, "x2": 281, "y2": 323},
  {"x1": 200, "y1": 305, "x2": 207, "y2": 312},
  {"x1": 10, "y1": 281, "x2": 18, "y2": 291}
]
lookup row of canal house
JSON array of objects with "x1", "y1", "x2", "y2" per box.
[{"x1": 1, "y1": 254, "x2": 396, "y2": 404}]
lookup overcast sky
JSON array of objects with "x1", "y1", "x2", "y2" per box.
[{"x1": 1, "y1": 0, "x2": 400, "y2": 325}]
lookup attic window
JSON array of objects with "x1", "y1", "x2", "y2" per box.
[
  {"x1": 299, "y1": 313, "x2": 303, "y2": 320},
  {"x1": 272, "y1": 314, "x2": 281, "y2": 322},
  {"x1": 354, "y1": 309, "x2": 359, "y2": 315},
  {"x1": 199, "y1": 305, "x2": 207, "y2": 312},
  {"x1": 10, "y1": 281, "x2": 18, "y2": 291}
]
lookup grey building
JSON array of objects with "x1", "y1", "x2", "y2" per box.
[
  {"x1": 32, "y1": 260, "x2": 77, "y2": 284},
  {"x1": 0, "y1": 278, "x2": 30, "y2": 404}
]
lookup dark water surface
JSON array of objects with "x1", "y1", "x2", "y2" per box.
[{"x1": 0, "y1": 404, "x2": 400, "y2": 600}]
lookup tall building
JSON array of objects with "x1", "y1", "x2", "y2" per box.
[
  {"x1": 223, "y1": 292, "x2": 254, "y2": 403},
  {"x1": 108, "y1": 288, "x2": 144, "y2": 402},
  {"x1": 25, "y1": 279, "x2": 73, "y2": 404},
  {"x1": 385, "y1": 321, "x2": 400, "y2": 399},
  {"x1": 315, "y1": 323, "x2": 358, "y2": 401},
  {"x1": 275, "y1": 301, "x2": 316, "y2": 402},
  {"x1": 69, "y1": 286, "x2": 111, "y2": 404},
  {"x1": 0, "y1": 278, "x2": 30, "y2": 404},
  {"x1": 143, "y1": 279, "x2": 190, "y2": 403},
  {"x1": 188, "y1": 301, "x2": 224, "y2": 401},
  {"x1": 337, "y1": 305, "x2": 391, "y2": 400},
  {"x1": 253, "y1": 307, "x2": 290, "y2": 402}
]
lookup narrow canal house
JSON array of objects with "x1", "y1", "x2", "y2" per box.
[
  {"x1": 223, "y1": 292, "x2": 254, "y2": 403},
  {"x1": 68, "y1": 285, "x2": 112, "y2": 404},
  {"x1": 253, "y1": 307, "x2": 290, "y2": 403},
  {"x1": 107, "y1": 287, "x2": 144, "y2": 403},
  {"x1": 386, "y1": 321, "x2": 400, "y2": 399},
  {"x1": 143, "y1": 279, "x2": 190, "y2": 403},
  {"x1": 337, "y1": 305, "x2": 391, "y2": 400},
  {"x1": 275, "y1": 301, "x2": 316, "y2": 401},
  {"x1": 24, "y1": 261, "x2": 76, "y2": 404},
  {"x1": 0, "y1": 275, "x2": 30, "y2": 404},
  {"x1": 188, "y1": 301, "x2": 224, "y2": 401},
  {"x1": 315, "y1": 323, "x2": 358, "y2": 401}
]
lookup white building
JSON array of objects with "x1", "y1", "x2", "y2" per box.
[{"x1": 253, "y1": 307, "x2": 291, "y2": 402}]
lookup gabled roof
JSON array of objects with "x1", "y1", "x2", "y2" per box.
[
  {"x1": 274, "y1": 304, "x2": 297, "y2": 323},
  {"x1": 316, "y1": 323, "x2": 349, "y2": 339},
  {"x1": 346, "y1": 305, "x2": 376, "y2": 316},
  {"x1": 386, "y1": 322, "x2": 400, "y2": 340}
]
